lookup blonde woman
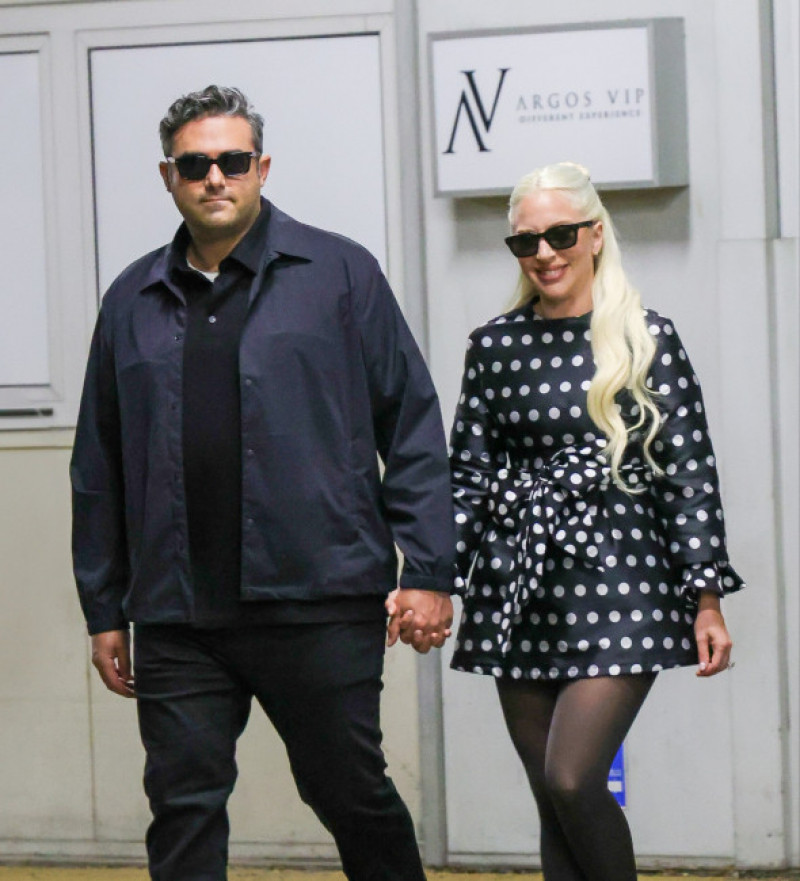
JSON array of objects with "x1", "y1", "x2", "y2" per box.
[{"x1": 448, "y1": 162, "x2": 744, "y2": 880}]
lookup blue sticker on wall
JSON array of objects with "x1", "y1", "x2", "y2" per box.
[{"x1": 608, "y1": 744, "x2": 626, "y2": 807}]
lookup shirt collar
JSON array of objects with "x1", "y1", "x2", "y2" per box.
[{"x1": 141, "y1": 198, "x2": 316, "y2": 295}]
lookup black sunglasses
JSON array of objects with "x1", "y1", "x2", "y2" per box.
[
  {"x1": 166, "y1": 150, "x2": 259, "y2": 181},
  {"x1": 505, "y1": 220, "x2": 596, "y2": 258}
]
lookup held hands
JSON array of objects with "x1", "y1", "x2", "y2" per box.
[
  {"x1": 91, "y1": 629, "x2": 135, "y2": 697},
  {"x1": 694, "y1": 592, "x2": 733, "y2": 677},
  {"x1": 386, "y1": 588, "x2": 453, "y2": 654}
]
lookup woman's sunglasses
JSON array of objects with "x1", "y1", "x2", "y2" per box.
[
  {"x1": 166, "y1": 150, "x2": 259, "y2": 181},
  {"x1": 505, "y1": 220, "x2": 596, "y2": 258}
]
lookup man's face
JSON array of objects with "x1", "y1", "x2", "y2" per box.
[{"x1": 159, "y1": 114, "x2": 271, "y2": 242}]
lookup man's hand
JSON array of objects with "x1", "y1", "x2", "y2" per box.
[
  {"x1": 91, "y1": 629, "x2": 135, "y2": 697},
  {"x1": 386, "y1": 588, "x2": 453, "y2": 654}
]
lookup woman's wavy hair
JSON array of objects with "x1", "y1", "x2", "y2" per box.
[{"x1": 507, "y1": 161, "x2": 662, "y2": 490}]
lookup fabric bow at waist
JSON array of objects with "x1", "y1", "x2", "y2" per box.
[{"x1": 488, "y1": 440, "x2": 651, "y2": 654}]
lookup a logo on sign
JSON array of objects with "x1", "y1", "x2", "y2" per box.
[{"x1": 443, "y1": 68, "x2": 510, "y2": 154}]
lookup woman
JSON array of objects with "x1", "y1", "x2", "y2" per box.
[{"x1": 448, "y1": 162, "x2": 743, "y2": 880}]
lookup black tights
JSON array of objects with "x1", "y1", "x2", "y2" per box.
[{"x1": 497, "y1": 673, "x2": 656, "y2": 881}]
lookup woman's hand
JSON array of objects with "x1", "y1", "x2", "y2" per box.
[{"x1": 694, "y1": 591, "x2": 733, "y2": 677}]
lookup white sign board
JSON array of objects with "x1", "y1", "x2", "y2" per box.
[{"x1": 430, "y1": 20, "x2": 687, "y2": 196}]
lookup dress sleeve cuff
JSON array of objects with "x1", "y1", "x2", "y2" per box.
[{"x1": 680, "y1": 561, "x2": 746, "y2": 599}]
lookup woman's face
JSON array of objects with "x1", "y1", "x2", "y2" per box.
[{"x1": 512, "y1": 189, "x2": 603, "y2": 318}]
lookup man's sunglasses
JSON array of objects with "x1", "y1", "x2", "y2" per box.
[
  {"x1": 166, "y1": 150, "x2": 259, "y2": 181},
  {"x1": 505, "y1": 220, "x2": 596, "y2": 258}
]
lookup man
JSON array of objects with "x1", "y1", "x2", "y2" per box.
[{"x1": 71, "y1": 85, "x2": 454, "y2": 881}]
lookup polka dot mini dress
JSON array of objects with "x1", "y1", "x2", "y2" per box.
[{"x1": 449, "y1": 302, "x2": 744, "y2": 681}]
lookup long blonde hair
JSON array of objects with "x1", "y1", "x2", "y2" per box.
[{"x1": 508, "y1": 162, "x2": 662, "y2": 490}]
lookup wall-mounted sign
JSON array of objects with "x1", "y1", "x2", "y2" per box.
[
  {"x1": 429, "y1": 19, "x2": 687, "y2": 196},
  {"x1": 608, "y1": 744, "x2": 626, "y2": 807}
]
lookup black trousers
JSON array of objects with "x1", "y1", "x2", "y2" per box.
[{"x1": 133, "y1": 621, "x2": 426, "y2": 881}]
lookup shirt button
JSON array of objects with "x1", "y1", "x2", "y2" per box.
[
  {"x1": 247, "y1": 449, "x2": 254, "y2": 457},
  {"x1": 208, "y1": 315, "x2": 217, "y2": 324},
  {"x1": 174, "y1": 334, "x2": 183, "y2": 341},
  {"x1": 244, "y1": 378, "x2": 253, "y2": 387}
]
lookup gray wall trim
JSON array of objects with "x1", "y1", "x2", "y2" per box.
[
  {"x1": 394, "y1": 0, "x2": 448, "y2": 866},
  {"x1": 762, "y1": 1, "x2": 791, "y2": 858},
  {"x1": 394, "y1": 0, "x2": 429, "y2": 353},
  {"x1": 758, "y1": 0, "x2": 781, "y2": 237},
  {"x1": 766, "y1": 241, "x2": 794, "y2": 866}
]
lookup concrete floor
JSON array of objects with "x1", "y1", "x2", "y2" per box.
[{"x1": 0, "y1": 869, "x2": 798, "y2": 881}]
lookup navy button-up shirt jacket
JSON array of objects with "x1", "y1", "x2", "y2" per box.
[{"x1": 71, "y1": 201, "x2": 455, "y2": 635}]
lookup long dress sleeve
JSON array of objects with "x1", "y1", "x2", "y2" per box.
[
  {"x1": 644, "y1": 315, "x2": 744, "y2": 598},
  {"x1": 449, "y1": 336, "x2": 507, "y2": 593}
]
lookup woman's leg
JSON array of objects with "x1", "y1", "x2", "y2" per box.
[
  {"x1": 497, "y1": 673, "x2": 656, "y2": 881},
  {"x1": 497, "y1": 678, "x2": 587, "y2": 881},
  {"x1": 545, "y1": 673, "x2": 657, "y2": 881}
]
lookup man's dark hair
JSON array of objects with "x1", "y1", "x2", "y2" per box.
[{"x1": 159, "y1": 85, "x2": 264, "y2": 156}]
